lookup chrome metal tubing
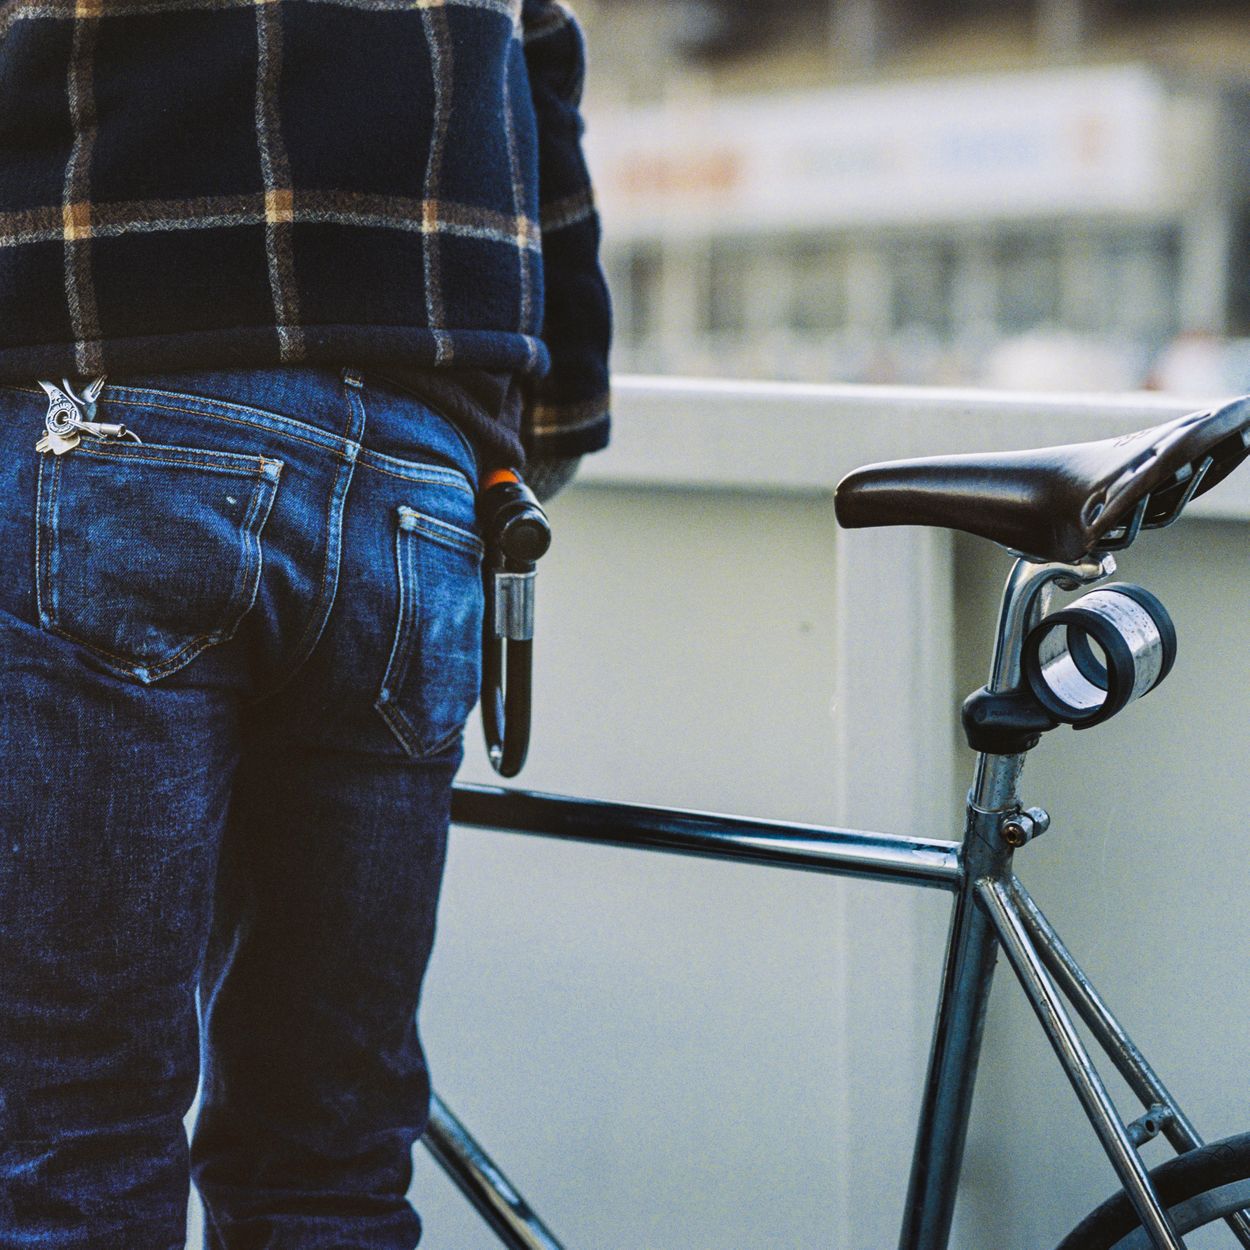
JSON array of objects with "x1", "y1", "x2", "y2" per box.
[
  {"x1": 977, "y1": 877, "x2": 1185, "y2": 1250},
  {"x1": 451, "y1": 784, "x2": 961, "y2": 890},
  {"x1": 898, "y1": 798, "x2": 1007, "y2": 1250},
  {"x1": 985, "y1": 554, "x2": 1115, "y2": 695},
  {"x1": 1007, "y1": 877, "x2": 1204, "y2": 1152},
  {"x1": 422, "y1": 1093, "x2": 566, "y2": 1250},
  {"x1": 972, "y1": 554, "x2": 1114, "y2": 812},
  {"x1": 1008, "y1": 877, "x2": 1250, "y2": 1247}
]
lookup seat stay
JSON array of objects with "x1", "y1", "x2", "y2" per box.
[{"x1": 977, "y1": 878, "x2": 1188, "y2": 1250}]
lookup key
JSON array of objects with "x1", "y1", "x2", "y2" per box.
[
  {"x1": 36, "y1": 429, "x2": 80, "y2": 455},
  {"x1": 74, "y1": 419, "x2": 139, "y2": 442}
]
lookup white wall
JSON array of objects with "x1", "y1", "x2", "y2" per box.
[{"x1": 418, "y1": 484, "x2": 869, "y2": 1249}]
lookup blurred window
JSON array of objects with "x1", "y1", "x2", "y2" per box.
[
  {"x1": 890, "y1": 240, "x2": 957, "y2": 335},
  {"x1": 996, "y1": 232, "x2": 1061, "y2": 332},
  {"x1": 675, "y1": 0, "x2": 821, "y2": 62},
  {"x1": 1228, "y1": 210, "x2": 1250, "y2": 336},
  {"x1": 706, "y1": 238, "x2": 749, "y2": 335},
  {"x1": 789, "y1": 237, "x2": 849, "y2": 333},
  {"x1": 930, "y1": 0, "x2": 1016, "y2": 14},
  {"x1": 1066, "y1": 229, "x2": 1179, "y2": 341},
  {"x1": 1107, "y1": 0, "x2": 1245, "y2": 12},
  {"x1": 625, "y1": 244, "x2": 663, "y2": 341},
  {"x1": 1109, "y1": 229, "x2": 1179, "y2": 341}
]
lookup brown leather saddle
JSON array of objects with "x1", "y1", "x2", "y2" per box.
[{"x1": 834, "y1": 396, "x2": 1250, "y2": 564}]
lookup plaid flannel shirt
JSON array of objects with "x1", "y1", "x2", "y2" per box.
[{"x1": 0, "y1": 0, "x2": 611, "y2": 462}]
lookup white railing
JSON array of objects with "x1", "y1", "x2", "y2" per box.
[{"x1": 589, "y1": 375, "x2": 1245, "y2": 509}]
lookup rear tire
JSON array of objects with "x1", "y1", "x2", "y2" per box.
[{"x1": 1056, "y1": 1132, "x2": 1250, "y2": 1248}]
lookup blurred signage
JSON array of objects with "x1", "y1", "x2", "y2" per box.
[{"x1": 586, "y1": 66, "x2": 1174, "y2": 238}]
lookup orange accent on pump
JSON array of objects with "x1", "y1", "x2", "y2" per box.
[{"x1": 483, "y1": 468, "x2": 520, "y2": 492}]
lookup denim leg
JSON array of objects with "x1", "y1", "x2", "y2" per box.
[
  {"x1": 0, "y1": 367, "x2": 480, "y2": 1248},
  {"x1": 0, "y1": 622, "x2": 238, "y2": 1249},
  {"x1": 190, "y1": 374, "x2": 482, "y2": 1249},
  {"x1": 191, "y1": 730, "x2": 456, "y2": 1249}
]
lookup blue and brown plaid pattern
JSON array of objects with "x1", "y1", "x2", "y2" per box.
[{"x1": 0, "y1": 0, "x2": 610, "y2": 459}]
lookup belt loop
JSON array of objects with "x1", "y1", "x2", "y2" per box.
[{"x1": 340, "y1": 367, "x2": 367, "y2": 448}]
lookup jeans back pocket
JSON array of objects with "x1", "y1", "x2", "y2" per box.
[
  {"x1": 35, "y1": 440, "x2": 283, "y2": 682},
  {"x1": 376, "y1": 504, "x2": 484, "y2": 758}
]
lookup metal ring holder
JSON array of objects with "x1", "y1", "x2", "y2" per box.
[{"x1": 1022, "y1": 584, "x2": 1176, "y2": 729}]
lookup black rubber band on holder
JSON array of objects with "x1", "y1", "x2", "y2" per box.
[
  {"x1": 1021, "y1": 584, "x2": 1176, "y2": 729},
  {"x1": 1108, "y1": 584, "x2": 1178, "y2": 690},
  {"x1": 1023, "y1": 607, "x2": 1136, "y2": 727},
  {"x1": 1068, "y1": 626, "x2": 1109, "y2": 687}
]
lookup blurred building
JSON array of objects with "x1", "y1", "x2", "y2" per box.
[{"x1": 576, "y1": 0, "x2": 1250, "y2": 394}]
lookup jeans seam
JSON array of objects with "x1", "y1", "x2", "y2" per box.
[
  {"x1": 100, "y1": 382, "x2": 346, "y2": 436},
  {"x1": 378, "y1": 700, "x2": 465, "y2": 760},
  {"x1": 240, "y1": 379, "x2": 364, "y2": 707},
  {"x1": 34, "y1": 452, "x2": 51, "y2": 628},
  {"x1": 402, "y1": 512, "x2": 484, "y2": 557},
  {"x1": 97, "y1": 393, "x2": 352, "y2": 458},
  {"x1": 74, "y1": 444, "x2": 282, "y2": 478},
  {"x1": 375, "y1": 514, "x2": 422, "y2": 756},
  {"x1": 354, "y1": 455, "x2": 475, "y2": 496},
  {"x1": 391, "y1": 514, "x2": 421, "y2": 702}
]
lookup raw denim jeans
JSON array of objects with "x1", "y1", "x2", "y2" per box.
[{"x1": 0, "y1": 365, "x2": 485, "y2": 1248}]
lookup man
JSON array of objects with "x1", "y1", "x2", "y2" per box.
[{"x1": 0, "y1": 1, "x2": 610, "y2": 1246}]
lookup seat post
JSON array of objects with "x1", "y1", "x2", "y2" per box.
[
  {"x1": 898, "y1": 553, "x2": 1112, "y2": 1250},
  {"x1": 970, "y1": 554, "x2": 1114, "y2": 807}
]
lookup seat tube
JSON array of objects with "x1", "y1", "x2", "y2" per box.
[
  {"x1": 899, "y1": 554, "x2": 1112, "y2": 1250},
  {"x1": 897, "y1": 759, "x2": 1018, "y2": 1250}
]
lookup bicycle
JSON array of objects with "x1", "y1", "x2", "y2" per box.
[{"x1": 424, "y1": 394, "x2": 1250, "y2": 1249}]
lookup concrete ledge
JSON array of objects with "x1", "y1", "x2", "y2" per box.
[{"x1": 582, "y1": 375, "x2": 1250, "y2": 521}]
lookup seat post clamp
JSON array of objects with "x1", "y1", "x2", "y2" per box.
[{"x1": 961, "y1": 685, "x2": 1059, "y2": 755}]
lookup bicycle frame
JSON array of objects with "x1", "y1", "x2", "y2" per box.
[{"x1": 428, "y1": 553, "x2": 1250, "y2": 1250}]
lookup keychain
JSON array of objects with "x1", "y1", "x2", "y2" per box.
[{"x1": 34, "y1": 376, "x2": 141, "y2": 455}]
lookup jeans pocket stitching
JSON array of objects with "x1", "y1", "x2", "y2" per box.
[
  {"x1": 98, "y1": 386, "x2": 347, "y2": 456},
  {"x1": 376, "y1": 515, "x2": 424, "y2": 754},
  {"x1": 374, "y1": 506, "x2": 482, "y2": 759},
  {"x1": 75, "y1": 440, "x2": 282, "y2": 476},
  {"x1": 35, "y1": 449, "x2": 283, "y2": 681},
  {"x1": 34, "y1": 453, "x2": 50, "y2": 629},
  {"x1": 376, "y1": 698, "x2": 445, "y2": 759},
  {"x1": 399, "y1": 507, "x2": 484, "y2": 558},
  {"x1": 356, "y1": 450, "x2": 476, "y2": 497}
]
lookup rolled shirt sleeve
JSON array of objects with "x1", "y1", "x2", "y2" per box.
[{"x1": 521, "y1": 0, "x2": 612, "y2": 460}]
